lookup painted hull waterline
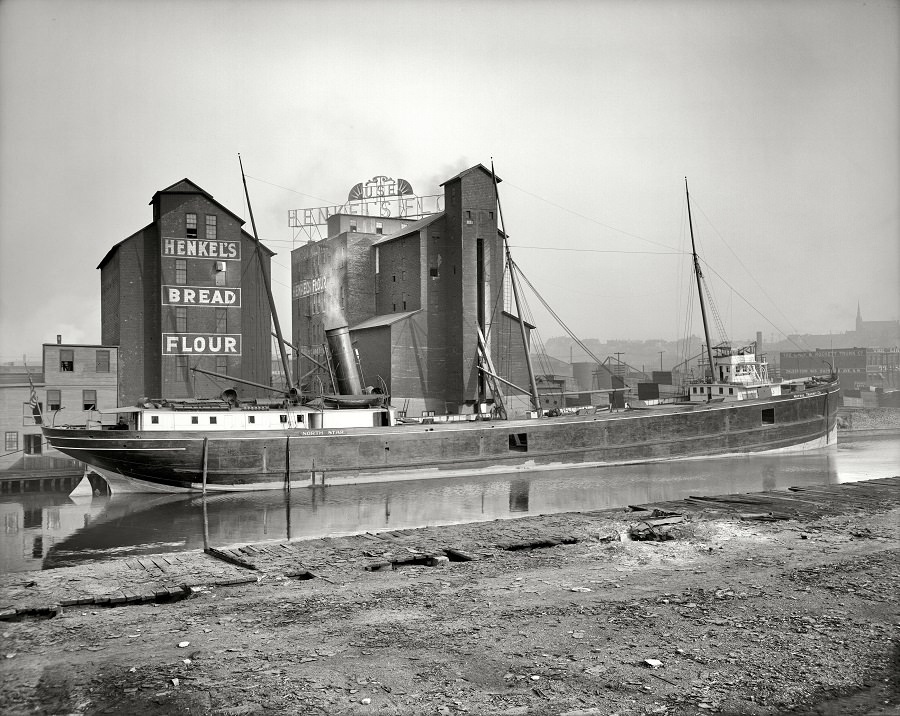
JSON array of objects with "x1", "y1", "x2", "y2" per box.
[{"x1": 42, "y1": 383, "x2": 840, "y2": 493}]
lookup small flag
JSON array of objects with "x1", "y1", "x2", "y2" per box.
[{"x1": 26, "y1": 370, "x2": 42, "y2": 425}]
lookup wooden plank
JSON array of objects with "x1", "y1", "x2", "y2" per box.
[
  {"x1": 205, "y1": 547, "x2": 258, "y2": 571},
  {"x1": 137, "y1": 558, "x2": 157, "y2": 572}
]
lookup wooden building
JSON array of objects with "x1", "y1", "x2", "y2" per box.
[{"x1": 0, "y1": 342, "x2": 118, "y2": 472}]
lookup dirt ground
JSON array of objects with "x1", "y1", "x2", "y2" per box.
[{"x1": 1, "y1": 504, "x2": 898, "y2": 716}]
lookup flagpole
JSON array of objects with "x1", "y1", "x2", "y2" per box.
[{"x1": 24, "y1": 363, "x2": 44, "y2": 426}]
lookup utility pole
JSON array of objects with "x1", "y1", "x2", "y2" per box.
[{"x1": 658, "y1": 351, "x2": 665, "y2": 371}]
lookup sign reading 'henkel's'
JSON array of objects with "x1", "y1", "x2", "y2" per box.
[
  {"x1": 163, "y1": 286, "x2": 241, "y2": 306},
  {"x1": 162, "y1": 238, "x2": 241, "y2": 260},
  {"x1": 162, "y1": 333, "x2": 242, "y2": 356},
  {"x1": 288, "y1": 175, "x2": 442, "y2": 229}
]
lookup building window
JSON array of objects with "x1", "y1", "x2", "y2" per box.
[
  {"x1": 349, "y1": 220, "x2": 357, "y2": 231},
  {"x1": 215, "y1": 308, "x2": 227, "y2": 333},
  {"x1": 216, "y1": 356, "x2": 227, "y2": 374},
  {"x1": 47, "y1": 390, "x2": 61, "y2": 411},
  {"x1": 151, "y1": 416, "x2": 159, "y2": 424},
  {"x1": 175, "y1": 307, "x2": 187, "y2": 333},
  {"x1": 96, "y1": 350, "x2": 110, "y2": 372},
  {"x1": 248, "y1": 416, "x2": 255, "y2": 424},
  {"x1": 5, "y1": 432, "x2": 17, "y2": 451},
  {"x1": 191, "y1": 416, "x2": 199, "y2": 424},
  {"x1": 59, "y1": 349, "x2": 74, "y2": 372},
  {"x1": 209, "y1": 416, "x2": 217, "y2": 425},
  {"x1": 186, "y1": 213, "x2": 198, "y2": 238},
  {"x1": 375, "y1": 221, "x2": 383, "y2": 235},
  {"x1": 176, "y1": 356, "x2": 189, "y2": 381},
  {"x1": 83, "y1": 390, "x2": 97, "y2": 410},
  {"x1": 215, "y1": 268, "x2": 226, "y2": 287},
  {"x1": 761, "y1": 408, "x2": 775, "y2": 425},
  {"x1": 24, "y1": 434, "x2": 42, "y2": 456},
  {"x1": 206, "y1": 215, "x2": 217, "y2": 239},
  {"x1": 176, "y1": 259, "x2": 187, "y2": 285},
  {"x1": 430, "y1": 267, "x2": 439, "y2": 277}
]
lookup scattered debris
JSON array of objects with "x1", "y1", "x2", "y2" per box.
[{"x1": 629, "y1": 515, "x2": 685, "y2": 541}]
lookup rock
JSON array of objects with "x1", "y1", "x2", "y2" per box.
[{"x1": 643, "y1": 658, "x2": 663, "y2": 669}]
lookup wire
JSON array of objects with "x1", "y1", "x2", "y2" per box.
[{"x1": 504, "y1": 180, "x2": 682, "y2": 253}]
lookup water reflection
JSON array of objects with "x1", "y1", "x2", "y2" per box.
[{"x1": 1, "y1": 433, "x2": 897, "y2": 573}]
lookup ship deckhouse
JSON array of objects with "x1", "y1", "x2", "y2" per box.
[{"x1": 688, "y1": 344, "x2": 782, "y2": 402}]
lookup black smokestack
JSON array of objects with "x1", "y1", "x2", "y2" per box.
[{"x1": 326, "y1": 326, "x2": 364, "y2": 395}]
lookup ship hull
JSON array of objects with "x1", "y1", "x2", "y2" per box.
[{"x1": 42, "y1": 384, "x2": 840, "y2": 493}]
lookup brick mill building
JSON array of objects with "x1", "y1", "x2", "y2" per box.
[
  {"x1": 99, "y1": 180, "x2": 274, "y2": 406},
  {"x1": 291, "y1": 165, "x2": 534, "y2": 417}
]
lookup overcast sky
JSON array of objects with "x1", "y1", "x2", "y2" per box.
[{"x1": 1, "y1": 0, "x2": 897, "y2": 363}]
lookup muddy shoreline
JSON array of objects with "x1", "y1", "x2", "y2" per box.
[{"x1": 1, "y1": 480, "x2": 899, "y2": 716}]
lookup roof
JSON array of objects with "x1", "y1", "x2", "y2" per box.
[
  {"x1": 97, "y1": 223, "x2": 153, "y2": 269},
  {"x1": 502, "y1": 310, "x2": 536, "y2": 330},
  {"x1": 371, "y1": 212, "x2": 445, "y2": 246},
  {"x1": 98, "y1": 214, "x2": 272, "y2": 270},
  {"x1": 439, "y1": 164, "x2": 501, "y2": 187},
  {"x1": 151, "y1": 178, "x2": 246, "y2": 225},
  {"x1": 0, "y1": 373, "x2": 43, "y2": 387},
  {"x1": 351, "y1": 310, "x2": 422, "y2": 331}
]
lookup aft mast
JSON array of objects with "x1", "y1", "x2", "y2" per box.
[{"x1": 685, "y1": 178, "x2": 716, "y2": 385}]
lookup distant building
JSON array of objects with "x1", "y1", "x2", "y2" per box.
[
  {"x1": 866, "y1": 347, "x2": 900, "y2": 389},
  {"x1": 776, "y1": 304, "x2": 899, "y2": 354},
  {"x1": 779, "y1": 347, "x2": 866, "y2": 388},
  {"x1": 0, "y1": 342, "x2": 118, "y2": 471},
  {"x1": 98, "y1": 179, "x2": 274, "y2": 406},
  {"x1": 855, "y1": 304, "x2": 900, "y2": 347}
]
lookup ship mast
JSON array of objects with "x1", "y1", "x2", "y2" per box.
[
  {"x1": 685, "y1": 178, "x2": 716, "y2": 384},
  {"x1": 239, "y1": 154, "x2": 296, "y2": 394},
  {"x1": 491, "y1": 160, "x2": 541, "y2": 411}
]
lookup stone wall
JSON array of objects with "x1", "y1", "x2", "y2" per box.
[{"x1": 837, "y1": 407, "x2": 900, "y2": 431}]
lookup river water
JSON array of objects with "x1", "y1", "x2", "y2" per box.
[{"x1": 1, "y1": 432, "x2": 897, "y2": 574}]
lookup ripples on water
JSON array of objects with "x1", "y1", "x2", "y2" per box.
[{"x1": 1, "y1": 432, "x2": 897, "y2": 573}]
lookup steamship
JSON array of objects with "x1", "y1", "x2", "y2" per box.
[{"x1": 41, "y1": 170, "x2": 840, "y2": 493}]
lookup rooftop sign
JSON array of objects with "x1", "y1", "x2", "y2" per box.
[{"x1": 289, "y1": 175, "x2": 443, "y2": 231}]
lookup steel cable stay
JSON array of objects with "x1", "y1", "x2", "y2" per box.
[{"x1": 689, "y1": 196, "x2": 804, "y2": 339}]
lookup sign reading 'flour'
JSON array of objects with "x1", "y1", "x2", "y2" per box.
[{"x1": 162, "y1": 334, "x2": 242, "y2": 355}]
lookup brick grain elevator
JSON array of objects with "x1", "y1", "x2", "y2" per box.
[
  {"x1": 99, "y1": 179, "x2": 274, "y2": 406},
  {"x1": 292, "y1": 165, "x2": 533, "y2": 417}
]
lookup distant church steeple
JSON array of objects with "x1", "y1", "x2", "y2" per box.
[{"x1": 856, "y1": 302, "x2": 863, "y2": 333}]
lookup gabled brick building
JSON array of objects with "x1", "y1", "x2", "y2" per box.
[{"x1": 99, "y1": 180, "x2": 274, "y2": 406}]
